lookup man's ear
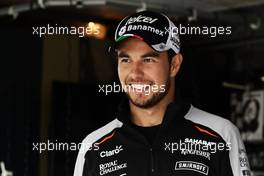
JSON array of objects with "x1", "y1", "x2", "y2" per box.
[{"x1": 170, "y1": 53, "x2": 183, "y2": 77}]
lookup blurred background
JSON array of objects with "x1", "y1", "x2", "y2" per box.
[{"x1": 0, "y1": 0, "x2": 264, "y2": 176}]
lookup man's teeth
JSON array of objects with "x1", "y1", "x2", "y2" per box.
[{"x1": 130, "y1": 84, "x2": 148, "y2": 89}]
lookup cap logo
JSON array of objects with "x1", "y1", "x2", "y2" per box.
[
  {"x1": 118, "y1": 26, "x2": 127, "y2": 36},
  {"x1": 126, "y1": 24, "x2": 164, "y2": 36},
  {"x1": 125, "y1": 15, "x2": 158, "y2": 25}
]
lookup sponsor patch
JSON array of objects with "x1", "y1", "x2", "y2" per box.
[
  {"x1": 175, "y1": 161, "x2": 209, "y2": 175},
  {"x1": 181, "y1": 149, "x2": 211, "y2": 160},
  {"x1": 239, "y1": 149, "x2": 250, "y2": 168},
  {"x1": 184, "y1": 138, "x2": 216, "y2": 146},
  {"x1": 99, "y1": 160, "x2": 127, "y2": 176},
  {"x1": 100, "y1": 145, "x2": 123, "y2": 158},
  {"x1": 242, "y1": 170, "x2": 251, "y2": 176}
]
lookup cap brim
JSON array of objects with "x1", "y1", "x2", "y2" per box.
[
  {"x1": 108, "y1": 35, "x2": 142, "y2": 53},
  {"x1": 108, "y1": 34, "x2": 162, "y2": 54}
]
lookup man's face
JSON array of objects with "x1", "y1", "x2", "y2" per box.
[{"x1": 117, "y1": 37, "x2": 173, "y2": 108}]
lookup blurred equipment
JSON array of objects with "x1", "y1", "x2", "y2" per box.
[
  {"x1": 245, "y1": 143, "x2": 264, "y2": 175},
  {"x1": 231, "y1": 90, "x2": 264, "y2": 141}
]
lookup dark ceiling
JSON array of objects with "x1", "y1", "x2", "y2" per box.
[{"x1": 0, "y1": 0, "x2": 263, "y2": 88}]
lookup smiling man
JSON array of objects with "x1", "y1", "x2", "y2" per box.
[
  {"x1": 74, "y1": 11, "x2": 251, "y2": 176},
  {"x1": 116, "y1": 37, "x2": 181, "y2": 126}
]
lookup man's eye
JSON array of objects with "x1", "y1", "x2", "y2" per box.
[
  {"x1": 119, "y1": 58, "x2": 130, "y2": 63},
  {"x1": 143, "y1": 58, "x2": 156, "y2": 63}
]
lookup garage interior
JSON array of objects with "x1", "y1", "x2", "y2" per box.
[{"x1": 0, "y1": 0, "x2": 264, "y2": 176}]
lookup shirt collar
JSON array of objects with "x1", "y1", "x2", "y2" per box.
[{"x1": 116, "y1": 96, "x2": 191, "y2": 127}]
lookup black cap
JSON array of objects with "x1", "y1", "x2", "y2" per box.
[{"x1": 112, "y1": 10, "x2": 180, "y2": 55}]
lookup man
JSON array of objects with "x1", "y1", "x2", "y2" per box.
[{"x1": 74, "y1": 11, "x2": 251, "y2": 176}]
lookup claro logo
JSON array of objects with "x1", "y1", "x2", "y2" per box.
[{"x1": 100, "y1": 145, "x2": 123, "y2": 158}]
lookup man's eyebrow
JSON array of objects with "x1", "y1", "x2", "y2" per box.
[
  {"x1": 117, "y1": 51, "x2": 129, "y2": 58},
  {"x1": 141, "y1": 51, "x2": 160, "y2": 58}
]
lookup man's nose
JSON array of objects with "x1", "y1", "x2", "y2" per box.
[{"x1": 130, "y1": 61, "x2": 144, "y2": 76}]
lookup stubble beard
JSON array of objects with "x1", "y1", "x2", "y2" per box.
[{"x1": 126, "y1": 78, "x2": 171, "y2": 109}]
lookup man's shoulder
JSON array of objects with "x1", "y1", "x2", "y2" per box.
[
  {"x1": 74, "y1": 119, "x2": 123, "y2": 176},
  {"x1": 185, "y1": 105, "x2": 240, "y2": 142},
  {"x1": 80, "y1": 118, "x2": 123, "y2": 149}
]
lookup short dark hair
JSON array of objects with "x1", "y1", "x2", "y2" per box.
[{"x1": 167, "y1": 49, "x2": 176, "y2": 63}]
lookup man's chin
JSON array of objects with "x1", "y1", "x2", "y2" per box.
[
  {"x1": 129, "y1": 99, "x2": 152, "y2": 109},
  {"x1": 127, "y1": 93, "x2": 157, "y2": 108}
]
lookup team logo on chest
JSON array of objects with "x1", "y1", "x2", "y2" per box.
[
  {"x1": 175, "y1": 161, "x2": 209, "y2": 175},
  {"x1": 100, "y1": 145, "x2": 123, "y2": 158}
]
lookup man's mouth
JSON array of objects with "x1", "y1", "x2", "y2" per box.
[
  {"x1": 126, "y1": 82, "x2": 153, "y2": 93},
  {"x1": 130, "y1": 84, "x2": 148, "y2": 90}
]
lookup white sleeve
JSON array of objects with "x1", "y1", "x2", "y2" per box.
[
  {"x1": 228, "y1": 124, "x2": 251, "y2": 176},
  {"x1": 73, "y1": 119, "x2": 123, "y2": 176},
  {"x1": 185, "y1": 106, "x2": 252, "y2": 176}
]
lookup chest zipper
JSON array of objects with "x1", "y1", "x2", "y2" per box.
[{"x1": 150, "y1": 148, "x2": 154, "y2": 174}]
